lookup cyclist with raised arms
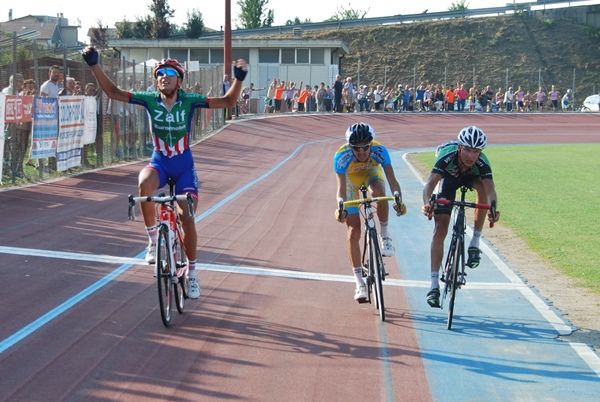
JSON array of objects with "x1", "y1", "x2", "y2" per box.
[
  {"x1": 421, "y1": 126, "x2": 500, "y2": 308},
  {"x1": 81, "y1": 46, "x2": 247, "y2": 300},
  {"x1": 334, "y1": 123, "x2": 407, "y2": 303}
]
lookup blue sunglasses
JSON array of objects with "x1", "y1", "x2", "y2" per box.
[{"x1": 155, "y1": 67, "x2": 179, "y2": 78}]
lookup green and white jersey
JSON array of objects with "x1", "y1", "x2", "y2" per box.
[{"x1": 129, "y1": 89, "x2": 209, "y2": 157}]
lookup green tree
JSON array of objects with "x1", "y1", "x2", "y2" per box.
[
  {"x1": 184, "y1": 9, "x2": 205, "y2": 38},
  {"x1": 115, "y1": 19, "x2": 134, "y2": 39},
  {"x1": 327, "y1": 4, "x2": 367, "y2": 21},
  {"x1": 89, "y1": 21, "x2": 109, "y2": 48},
  {"x1": 285, "y1": 17, "x2": 311, "y2": 25},
  {"x1": 448, "y1": 0, "x2": 470, "y2": 12},
  {"x1": 236, "y1": 0, "x2": 274, "y2": 29},
  {"x1": 149, "y1": 0, "x2": 174, "y2": 38},
  {"x1": 133, "y1": 15, "x2": 153, "y2": 39}
]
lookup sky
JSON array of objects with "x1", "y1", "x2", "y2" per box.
[{"x1": 1, "y1": 0, "x2": 597, "y2": 40}]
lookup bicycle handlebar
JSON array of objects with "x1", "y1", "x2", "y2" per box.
[
  {"x1": 432, "y1": 196, "x2": 498, "y2": 227},
  {"x1": 342, "y1": 195, "x2": 396, "y2": 208},
  {"x1": 433, "y1": 197, "x2": 492, "y2": 210},
  {"x1": 128, "y1": 193, "x2": 194, "y2": 221}
]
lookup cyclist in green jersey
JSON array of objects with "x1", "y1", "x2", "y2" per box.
[
  {"x1": 421, "y1": 126, "x2": 500, "y2": 308},
  {"x1": 82, "y1": 46, "x2": 247, "y2": 299}
]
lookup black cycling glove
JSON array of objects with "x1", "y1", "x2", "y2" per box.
[
  {"x1": 82, "y1": 46, "x2": 99, "y2": 66},
  {"x1": 233, "y1": 65, "x2": 247, "y2": 81}
]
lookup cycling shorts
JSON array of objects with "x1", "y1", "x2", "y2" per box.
[
  {"x1": 344, "y1": 166, "x2": 385, "y2": 215},
  {"x1": 148, "y1": 149, "x2": 199, "y2": 196},
  {"x1": 434, "y1": 175, "x2": 480, "y2": 215}
]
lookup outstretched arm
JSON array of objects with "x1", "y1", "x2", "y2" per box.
[
  {"x1": 208, "y1": 59, "x2": 247, "y2": 109},
  {"x1": 82, "y1": 46, "x2": 130, "y2": 103}
]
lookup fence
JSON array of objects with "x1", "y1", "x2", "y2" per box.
[{"x1": 1, "y1": 35, "x2": 225, "y2": 187}]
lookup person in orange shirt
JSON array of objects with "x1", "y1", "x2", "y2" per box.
[
  {"x1": 297, "y1": 84, "x2": 311, "y2": 112},
  {"x1": 274, "y1": 80, "x2": 285, "y2": 112},
  {"x1": 445, "y1": 85, "x2": 456, "y2": 111}
]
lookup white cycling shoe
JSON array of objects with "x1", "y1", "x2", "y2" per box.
[
  {"x1": 145, "y1": 242, "x2": 156, "y2": 265},
  {"x1": 381, "y1": 237, "x2": 395, "y2": 257},
  {"x1": 188, "y1": 276, "x2": 201, "y2": 299},
  {"x1": 354, "y1": 284, "x2": 368, "y2": 303}
]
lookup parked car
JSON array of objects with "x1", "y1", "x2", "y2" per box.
[{"x1": 580, "y1": 94, "x2": 599, "y2": 112}]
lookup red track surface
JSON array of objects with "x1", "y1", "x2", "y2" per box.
[{"x1": 0, "y1": 113, "x2": 598, "y2": 401}]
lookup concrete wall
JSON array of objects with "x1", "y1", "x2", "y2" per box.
[{"x1": 534, "y1": 5, "x2": 600, "y2": 28}]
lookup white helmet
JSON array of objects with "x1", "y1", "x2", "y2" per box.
[{"x1": 457, "y1": 126, "x2": 487, "y2": 149}]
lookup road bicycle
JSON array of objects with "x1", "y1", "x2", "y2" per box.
[
  {"x1": 340, "y1": 185, "x2": 401, "y2": 322},
  {"x1": 431, "y1": 186, "x2": 496, "y2": 330},
  {"x1": 128, "y1": 179, "x2": 194, "y2": 327}
]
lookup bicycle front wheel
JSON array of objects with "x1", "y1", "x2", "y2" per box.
[
  {"x1": 446, "y1": 235, "x2": 462, "y2": 330},
  {"x1": 370, "y1": 230, "x2": 385, "y2": 321},
  {"x1": 156, "y1": 225, "x2": 173, "y2": 327},
  {"x1": 173, "y1": 236, "x2": 187, "y2": 314}
]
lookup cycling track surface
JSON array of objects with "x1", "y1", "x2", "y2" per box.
[{"x1": 1, "y1": 112, "x2": 599, "y2": 401}]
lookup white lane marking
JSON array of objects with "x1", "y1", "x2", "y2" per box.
[
  {"x1": 2, "y1": 243, "x2": 598, "y2": 377},
  {"x1": 0, "y1": 246, "x2": 528, "y2": 291},
  {"x1": 401, "y1": 151, "x2": 599, "y2": 376}
]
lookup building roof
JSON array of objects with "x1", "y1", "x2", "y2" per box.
[
  {"x1": 0, "y1": 15, "x2": 69, "y2": 40},
  {"x1": 110, "y1": 38, "x2": 349, "y2": 54}
]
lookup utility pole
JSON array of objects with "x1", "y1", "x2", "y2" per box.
[{"x1": 224, "y1": 0, "x2": 232, "y2": 78}]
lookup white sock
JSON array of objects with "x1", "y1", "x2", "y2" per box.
[
  {"x1": 380, "y1": 222, "x2": 389, "y2": 238},
  {"x1": 430, "y1": 271, "x2": 440, "y2": 289},
  {"x1": 353, "y1": 267, "x2": 364, "y2": 286},
  {"x1": 469, "y1": 230, "x2": 482, "y2": 249},
  {"x1": 188, "y1": 260, "x2": 197, "y2": 278},
  {"x1": 146, "y1": 225, "x2": 158, "y2": 245}
]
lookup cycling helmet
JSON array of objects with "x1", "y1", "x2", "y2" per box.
[
  {"x1": 152, "y1": 58, "x2": 185, "y2": 79},
  {"x1": 345, "y1": 122, "x2": 375, "y2": 145},
  {"x1": 457, "y1": 126, "x2": 487, "y2": 149}
]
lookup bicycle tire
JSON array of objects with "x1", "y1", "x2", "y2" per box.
[
  {"x1": 174, "y1": 237, "x2": 186, "y2": 314},
  {"x1": 446, "y1": 236, "x2": 462, "y2": 330},
  {"x1": 156, "y1": 225, "x2": 173, "y2": 327},
  {"x1": 370, "y1": 230, "x2": 385, "y2": 321},
  {"x1": 441, "y1": 234, "x2": 457, "y2": 309}
]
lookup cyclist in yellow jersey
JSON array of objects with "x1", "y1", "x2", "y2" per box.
[
  {"x1": 82, "y1": 46, "x2": 247, "y2": 299},
  {"x1": 334, "y1": 123, "x2": 407, "y2": 303}
]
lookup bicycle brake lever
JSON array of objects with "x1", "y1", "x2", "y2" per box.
[
  {"x1": 489, "y1": 200, "x2": 497, "y2": 228},
  {"x1": 186, "y1": 193, "x2": 194, "y2": 217},
  {"x1": 128, "y1": 195, "x2": 136, "y2": 221}
]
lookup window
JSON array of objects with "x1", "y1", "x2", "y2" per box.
[
  {"x1": 210, "y1": 49, "x2": 224, "y2": 63},
  {"x1": 297, "y1": 48, "x2": 309, "y2": 64},
  {"x1": 259, "y1": 49, "x2": 279, "y2": 63},
  {"x1": 169, "y1": 49, "x2": 188, "y2": 62},
  {"x1": 311, "y1": 48, "x2": 324, "y2": 64},
  {"x1": 281, "y1": 48, "x2": 295, "y2": 64},
  {"x1": 190, "y1": 49, "x2": 209, "y2": 64},
  {"x1": 232, "y1": 49, "x2": 249, "y2": 61}
]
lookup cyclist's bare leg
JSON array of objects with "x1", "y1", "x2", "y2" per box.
[
  {"x1": 431, "y1": 213, "x2": 451, "y2": 273},
  {"x1": 472, "y1": 179, "x2": 487, "y2": 232},
  {"x1": 369, "y1": 180, "x2": 389, "y2": 225},
  {"x1": 138, "y1": 166, "x2": 160, "y2": 227},
  {"x1": 178, "y1": 198, "x2": 198, "y2": 262},
  {"x1": 345, "y1": 214, "x2": 362, "y2": 268}
]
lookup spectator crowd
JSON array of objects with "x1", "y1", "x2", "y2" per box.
[{"x1": 242, "y1": 75, "x2": 578, "y2": 115}]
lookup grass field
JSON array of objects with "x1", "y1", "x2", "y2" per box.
[{"x1": 412, "y1": 144, "x2": 600, "y2": 294}]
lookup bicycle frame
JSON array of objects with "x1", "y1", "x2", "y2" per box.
[
  {"x1": 343, "y1": 185, "x2": 397, "y2": 321},
  {"x1": 128, "y1": 180, "x2": 194, "y2": 326},
  {"x1": 433, "y1": 186, "x2": 493, "y2": 330}
]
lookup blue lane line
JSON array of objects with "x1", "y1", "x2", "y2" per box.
[{"x1": 0, "y1": 142, "x2": 311, "y2": 354}]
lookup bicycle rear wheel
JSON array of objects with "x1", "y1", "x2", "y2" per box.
[
  {"x1": 156, "y1": 225, "x2": 173, "y2": 327},
  {"x1": 370, "y1": 230, "x2": 385, "y2": 321}
]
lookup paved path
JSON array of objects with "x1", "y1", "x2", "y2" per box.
[{"x1": 0, "y1": 113, "x2": 599, "y2": 401}]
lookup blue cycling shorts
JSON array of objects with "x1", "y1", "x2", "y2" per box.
[{"x1": 148, "y1": 149, "x2": 199, "y2": 196}]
